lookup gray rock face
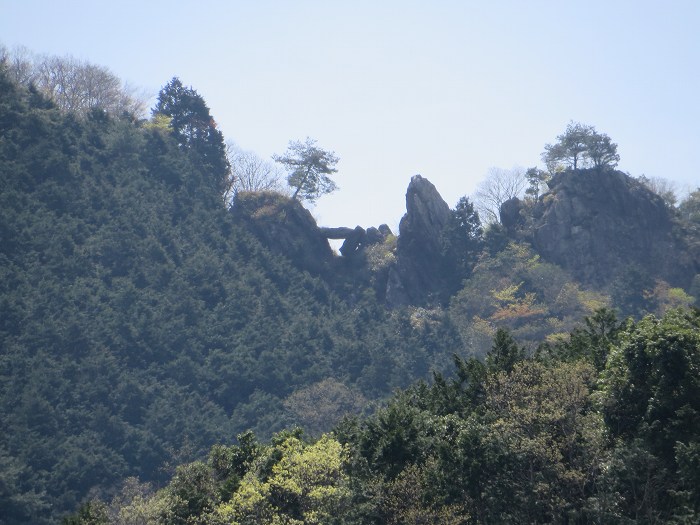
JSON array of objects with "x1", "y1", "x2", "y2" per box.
[
  {"x1": 319, "y1": 226, "x2": 356, "y2": 239},
  {"x1": 339, "y1": 226, "x2": 366, "y2": 256},
  {"x1": 531, "y1": 169, "x2": 696, "y2": 287},
  {"x1": 401, "y1": 175, "x2": 452, "y2": 245},
  {"x1": 320, "y1": 224, "x2": 393, "y2": 257},
  {"x1": 500, "y1": 197, "x2": 525, "y2": 231},
  {"x1": 387, "y1": 175, "x2": 452, "y2": 306}
]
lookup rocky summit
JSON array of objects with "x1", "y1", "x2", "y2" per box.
[{"x1": 530, "y1": 169, "x2": 697, "y2": 287}]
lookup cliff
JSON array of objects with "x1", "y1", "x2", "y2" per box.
[{"x1": 530, "y1": 169, "x2": 697, "y2": 287}]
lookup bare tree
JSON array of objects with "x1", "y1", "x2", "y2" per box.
[
  {"x1": 224, "y1": 142, "x2": 288, "y2": 205},
  {"x1": 0, "y1": 44, "x2": 147, "y2": 117},
  {"x1": 637, "y1": 175, "x2": 678, "y2": 208},
  {"x1": 0, "y1": 44, "x2": 37, "y2": 85},
  {"x1": 35, "y1": 55, "x2": 147, "y2": 116},
  {"x1": 473, "y1": 167, "x2": 527, "y2": 224}
]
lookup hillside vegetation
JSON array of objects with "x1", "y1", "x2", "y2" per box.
[{"x1": 0, "y1": 57, "x2": 698, "y2": 524}]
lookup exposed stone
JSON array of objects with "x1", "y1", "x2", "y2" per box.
[
  {"x1": 500, "y1": 197, "x2": 525, "y2": 231},
  {"x1": 319, "y1": 226, "x2": 356, "y2": 239},
  {"x1": 385, "y1": 266, "x2": 409, "y2": 306},
  {"x1": 531, "y1": 169, "x2": 697, "y2": 287},
  {"x1": 321, "y1": 224, "x2": 393, "y2": 258},
  {"x1": 365, "y1": 227, "x2": 384, "y2": 244},
  {"x1": 378, "y1": 224, "x2": 393, "y2": 237},
  {"x1": 339, "y1": 226, "x2": 366, "y2": 256},
  {"x1": 387, "y1": 175, "x2": 452, "y2": 306}
]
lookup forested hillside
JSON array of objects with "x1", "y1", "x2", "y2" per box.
[
  {"x1": 72, "y1": 308, "x2": 700, "y2": 524},
  {"x1": 1, "y1": 56, "x2": 699, "y2": 524},
  {"x1": 0, "y1": 68, "x2": 459, "y2": 523}
]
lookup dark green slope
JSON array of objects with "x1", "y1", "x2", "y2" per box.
[{"x1": 0, "y1": 70, "x2": 460, "y2": 523}]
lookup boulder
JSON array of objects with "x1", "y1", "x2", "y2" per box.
[
  {"x1": 500, "y1": 197, "x2": 525, "y2": 231},
  {"x1": 339, "y1": 226, "x2": 366, "y2": 256},
  {"x1": 365, "y1": 227, "x2": 384, "y2": 244},
  {"x1": 378, "y1": 224, "x2": 393, "y2": 237}
]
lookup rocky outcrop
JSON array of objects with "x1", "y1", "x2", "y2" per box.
[
  {"x1": 530, "y1": 169, "x2": 697, "y2": 287},
  {"x1": 231, "y1": 191, "x2": 334, "y2": 275},
  {"x1": 232, "y1": 191, "x2": 395, "y2": 278},
  {"x1": 387, "y1": 175, "x2": 452, "y2": 306},
  {"x1": 500, "y1": 197, "x2": 525, "y2": 232},
  {"x1": 319, "y1": 224, "x2": 393, "y2": 257},
  {"x1": 319, "y1": 226, "x2": 356, "y2": 239}
]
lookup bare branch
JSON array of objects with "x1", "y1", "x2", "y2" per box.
[{"x1": 473, "y1": 167, "x2": 527, "y2": 224}]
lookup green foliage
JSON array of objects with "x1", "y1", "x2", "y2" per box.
[
  {"x1": 153, "y1": 77, "x2": 230, "y2": 195},
  {"x1": 679, "y1": 188, "x2": 700, "y2": 225},
  {"x1": 61, "y1": 501, "x2": 108, "y2": 525},
  {"x1": 439, "y1": 196, "x2": 483, "y2": 296},
  {"x1": 334, "y1": 327, "x2": 607, "y2": 523},
  {"x1": 485, "y1": 328, "x2": 524, "y2": 373},
  {"x1": 542, "y1": 121, "x2": 619, "y2": 172},
  {"x1": 598, "y1": 308, "x2": 700, "y2": 520},
  {"x1": 549, "y1": 307, "x2": 623, "y2": 370},
  {"x1": 0, "y1": 69, "x2": 460, "y2": 522},
  {"x1": 601, "y1": 309, "x2": 700, "y2": 454},
  {"x1": 480, "y1": 359, "x2": 604, "y2": 523},
  {"x1": 273, "y1": 137, "x2": 339, "y2": 203},
  {"x1": 3, "y1": 57, "x2": 699, "y2": 525},
  {"x1": 524, "y1": 166, "x2": 550, "y2": 201},
  {"x1": 216, "y1": 433, "x2": 350, "y2": 525},
  {"x1": 82, "y1": 311, "x2": 700, "y2": 523},
  {"x1": 450, "y1": 242, "x2": 610, "y2": 357},
  {"x1": 609, "y1": 263, "x2": 658, "y2": 318}
]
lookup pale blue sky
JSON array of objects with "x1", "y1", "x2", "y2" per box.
[{"x1": 2, "y1": 1, "x2": 698, "y2": 231}]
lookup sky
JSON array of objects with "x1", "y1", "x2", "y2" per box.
[{"x1": 2, "y1": 0, "x2": 699, "y2": 232}]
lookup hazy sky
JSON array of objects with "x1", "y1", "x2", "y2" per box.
[{"x1": 2, "y1": 1, "x2": 699, "y2": 231}]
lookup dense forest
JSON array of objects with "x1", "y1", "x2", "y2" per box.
[{"x1": 0, "y1": 51, "x2": 699, "y2": 524}]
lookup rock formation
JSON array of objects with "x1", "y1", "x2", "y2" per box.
[
  {"x1": 387, "y1": 175, "x2": 452, "y2": 306},
  {"x1": 499, "y1": 197, "x2": 525, "y2": 232},
  {"x1": 530, "y1": 169, "x2": 697, "y2": 287},
  {"x1": 233, "y1": 171, "x2": 698, "y2": 307},
  {"x1": 233, "y1": 192, "x2": 394, "y2": 277},
  {"x1": 231, "y1": 191, "x2": 334, "y2": 275}
]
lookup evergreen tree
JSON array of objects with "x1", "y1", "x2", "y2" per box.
[
  {"x1": 486, "y1": 328, "x2": 524, "y2": 374},
  {"x1": 440, "y1": 196, "x2": 483, "y2": 296},
  {"x1": 153, "y1": 77, "x2": 230, "y2": 195},
  {"x1": 542, "y1": 121, "x2": 619, "y2": 172}
]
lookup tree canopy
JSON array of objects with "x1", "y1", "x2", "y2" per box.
[
  {"x1": 273, "y1": 138, "x2": 339, "y2": 203},
  {"x1": 0, "y1": 44, "x2": 146, "y2": 117},
  {"x1": 67, "y1": 307, "x2": 700, "y2": 524},
  {"x1": 153, "y1": 77, "x2": 231, "y2": 195},
  {"x1": 542, "y1": 121, "x2": 620, "y2": 172},
  {"x1": 440, "y1": 196, "x2": 483, "y2": 295}
]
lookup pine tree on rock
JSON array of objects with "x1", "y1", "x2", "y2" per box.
[{"x1": 273, "y1": 137, "x2": 339, "y2": 203}]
